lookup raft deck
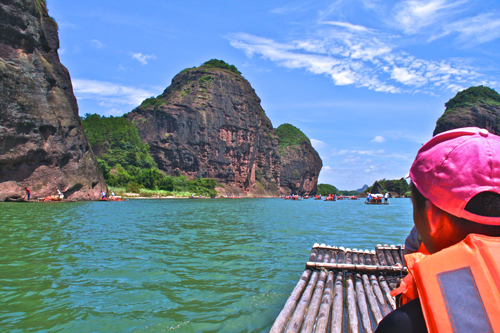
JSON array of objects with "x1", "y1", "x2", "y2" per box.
[{"x1": 270, "y1": 243, "x2": 407, "y2": 333}]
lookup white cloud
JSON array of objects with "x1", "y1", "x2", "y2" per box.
[
  {"x1": 227, "y1": 32, "x2": 399, "y2": 93},
  {"x1": 391, "y1": 67, "x2": 428, "y2": 86},
  {"x1": 371, "y1": 137, "x2": 386, "y2": 144},
  {"x1": 330, "y1": 148, "x2": 349, "y2": 156},
  {"x1": 91, "y1": 39, "x2": 104, "y2": 49},
  {"x1": 394, "y1": 0, "x2": 465, "y2": 34},
  {"x1": 438, "y1": 13, "x2": 500, "y2": 44},
  {"x1": 364, "y1": 165, "x2": 378, "y2": 174},
  {"x1": 311, "y1": 138, "x2": 327, "y2": 149},
  {"x1": 227, "y1": 26, "x2": 486, "y2": 94},
  {"x1": 72, "y1": 79, "x2": 157, "y2": 108},
  {"x1": 323, "y1": 21, "x2": 373, "y2": 33},
  {"x1": 132, "y1": 53, "x2": 157, "y2": 65}
]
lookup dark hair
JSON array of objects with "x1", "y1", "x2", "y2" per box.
[{"x1": 410, "y1": 182, "x2": 500, "y2": 237}]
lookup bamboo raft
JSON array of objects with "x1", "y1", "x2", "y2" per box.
[{"x1": 269, "y1": 243, "x2": 407, "y2": 333}]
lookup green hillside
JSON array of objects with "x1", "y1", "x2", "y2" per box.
[
  {"x1": 82, "y1": 114, "x2": 217, "y2": 196},
  {"x1": 276, "y1": 123, "x2": 311, "y2": 150},
  {"x1": 317, "y1": 184, "x2": 338, "y2": 196},
  {"x1": 445, "y1": 86, "x2": 500, "y2": 110},
  {"x1": 364, "y1": 178, "x2": 410, "y2": 197}
]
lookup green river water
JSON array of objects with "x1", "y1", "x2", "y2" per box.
[{"x1": 0, "y1": 198, "x2": 414, "y2": 332}]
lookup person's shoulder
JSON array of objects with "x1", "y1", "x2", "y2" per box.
[{"x1": 375, "y1": 299, "x2": 427, "y2": 333}]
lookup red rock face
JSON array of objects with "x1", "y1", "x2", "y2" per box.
[
  {"x1": 127, "y1": 67, "x2": 282, "y2": 196},
  {"x1": 0, "y1": 0, "x2": 107, "y2": 201}
]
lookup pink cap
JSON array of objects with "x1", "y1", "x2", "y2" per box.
[{"x1": 410, "y1": 127, "x2": 500, "y2": 225}]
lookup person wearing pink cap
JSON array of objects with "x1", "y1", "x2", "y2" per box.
[{"x1": 376, "y1": 127, "x2": 500, "y2": 333}]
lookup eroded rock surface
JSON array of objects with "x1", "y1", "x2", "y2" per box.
[
  {"x1": 279, "y1": 144, "x2": 322, "y2": 196},
  {"x1": 126, "y1": 63, "x2": 322, "y2": 196},
  {"x1": 277, "y1": 124, "x2": 322, "y2": 196},
  {"x1": 0, "y1": 0, "x2": 106, "y2": 201}
]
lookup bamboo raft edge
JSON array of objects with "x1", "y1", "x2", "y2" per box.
[{"x1": 270, "y1": 244, "x2": 407, "y2": 333}]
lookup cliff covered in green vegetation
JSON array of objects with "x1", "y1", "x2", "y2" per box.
[
  {"x1": 364, "y1": 178, "x2": 410, "y2": 197},
  {"x1": 82, "y1": 114, "x2": 217, "y2": 196},
  {"x1": 434, "y1": 86, "x2": 500, "y2": 136}
]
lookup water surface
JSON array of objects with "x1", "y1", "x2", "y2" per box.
[{"x1": 0, "y1": 198, "x2": 414, "y2": 332}]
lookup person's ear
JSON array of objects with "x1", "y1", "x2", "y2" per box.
[
  {"x1": 425, "y1": 200, "x2": 455, "y2": 249},
  {"x1": 425, "y1": 200, "x2": 441, "y2": 237}
]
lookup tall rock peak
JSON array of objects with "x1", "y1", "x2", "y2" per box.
[
  {"x1": 127, "y1": 60, "x2": 322, "y2": 196},
  {"x1": 434, "y1": 86, "x2": 500, "y2": 136},
  {"x1": 0, "y1": 0, "x2": 107, "y2": 201},
  {"x1": 277, "y1": 124, "x2": 322, "y2": 195}
]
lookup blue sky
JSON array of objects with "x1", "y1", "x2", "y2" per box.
[{"x1": 48, "y1": 0, "x2": 500, "y2": 190}]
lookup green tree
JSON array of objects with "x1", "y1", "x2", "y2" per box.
[{"x1": 317, "y1": 184, "x2": 338, "y2": 196}]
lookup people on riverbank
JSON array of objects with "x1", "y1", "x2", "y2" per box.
[
  {"x1": 25, "y1": 187, "x2": 31, "y2": 200},
  {"x1": 376, "y1": 127, "x2": 500, "y2": 332}
]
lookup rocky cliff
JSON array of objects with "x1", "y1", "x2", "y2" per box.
[
  {"x1": 276, "y1": 124, "x2": 322, "y2": 195},
  {"x1": 126, "y1": 60, "x2": 321, "y2": 196},
  {"x1": 434, "y1": 86, "x2": 500, "y2": 136},
  {"x1": 0, "y1": 0, "x2": 107, "y2": 201}
]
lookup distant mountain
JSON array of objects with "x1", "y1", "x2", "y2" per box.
[{"x1": 356, "y1": 185, "x2": 369, "y2": 193}]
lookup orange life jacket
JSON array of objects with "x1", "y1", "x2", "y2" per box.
[{"x1": 392, "y1": 234, "x2": 500, "y2": 332}]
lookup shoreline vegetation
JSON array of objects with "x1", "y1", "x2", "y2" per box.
[{"x1": 82, "y1": 114, "x2": 220, "y2": 198}]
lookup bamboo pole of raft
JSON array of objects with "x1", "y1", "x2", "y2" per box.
[
  {"x1": 330, "y1": 248, "x2": 345, "y2": 333},
  {"x1": 269, "y1": 269, "x2": 313, "y2": 333},
  {"x1": 345, "y1": 251, "x2": 359, "y2": 333},
  {"x1": 269, "y1": 247, "x2": 320, "y2": 333},
  {"x1": 330, "y1": 271, "x2": 344, "y2": 333},
  {"x1": 361, "y1": 274, "x2": 383, "y2": 324},
  {"x1": 313, "y1": 249, "x2": 337, "y2": 333},
  {"x1": 299, "y1": 251, "x2": 332, "y2": 333},
  {"x1": 299, "y1": 270, "x2": 327, "y2": 333},
  {"x1": 353, "y1": 251, "x2": 373, "y2": 333},
  {"x1": 391, "y1": 249, "x2": 403, "y2": 266},
  {"x1": 383, "y1": 249, "x2": 395, "y2": 266},
  {"x1": 375, "y1": 246, "x2": 388, "y2": 266},
  {"x1": 284, "y1": 271, "x2": 320, "y2": 333},
  {"x1": 305, "y1": 262, "x2": 407, "y2": 274},
  {"x1": 355, "y1": 273, "x2": 372, "y2": 333},
  {"x1": 314, "y1": 272, "x2": 335, "y2": 333},
  {"x1": 366, "y1": 251, "x2": 393, "y2": 317},
  {"x1": 369, "y1": 274, "x2": 393, "y2": 317},
  {"x1": 378, "y1": 275, "x2": 396, "y2": 310},
  {"x1": 283, "y1": 248, "x2": 328, "y2": 333}
]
